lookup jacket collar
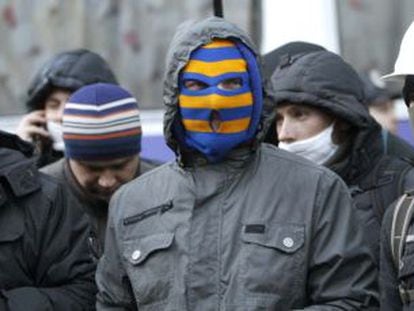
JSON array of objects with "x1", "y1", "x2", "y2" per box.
[
  {"x1": 328, "y1": 127, "x2": 383, "y2": 184},
  {"x1": 179, "y1": 145, "x2": 255, "y2": 175},
  {"x1": 63, "y1": 159, "x2": 108, "y2": 213}
]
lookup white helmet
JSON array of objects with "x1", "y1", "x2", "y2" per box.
[{"x1": 383, "y1": 21, "x2": 414, "y2": 80}]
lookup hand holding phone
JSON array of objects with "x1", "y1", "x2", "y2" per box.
[{"x1": 16, "y1": 110, "x2": 50, "y2": 142}]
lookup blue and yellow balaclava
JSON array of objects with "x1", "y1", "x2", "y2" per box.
[{"x1": 178, "y1": 39, "x2": 263, "y2": 162}]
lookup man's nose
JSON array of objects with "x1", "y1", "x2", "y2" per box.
[
  {"x1": 98, "y1": 171, "x2": 117, "y2": 189},
  {"x1": 56, "y1": 102, "x2": 66, "y2": 123},
  {"x1": 277, "y1": 121, "x2": 295, "y2": 142}
]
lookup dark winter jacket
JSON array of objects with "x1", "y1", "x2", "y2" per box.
[
  {"x1": 378, "y1": 137, "x2": 414, "y2": 311},
  {"x1": 41, "y1": 157, "x2": 157, "y2": 260},
  {"x1": 0, "y1": 131, "x2": 96, "y2": 310},
  {"x1": 268, "y1": 50, "x2": 414, "y2": 265},
  {"x1": 96, "y1": 17, "x2": 378, "y2": 310},
  {"x1": 379, "y1": 202, "x2": 413, "y2": 311},
  {"x1": 26, "y1": 49, "x2": 118, "y2": 167}
]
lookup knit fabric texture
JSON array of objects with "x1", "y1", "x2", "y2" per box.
[
  {"x1": 63, "y1": 83, "x2": 141, "y2": 160},
  {"x1": 178, "y1": 39, "x2": 262, "y2": 162}
]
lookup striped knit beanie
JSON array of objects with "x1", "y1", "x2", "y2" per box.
[{"x1": 63, "y1": 83, "x2": 141, "y2": 160}]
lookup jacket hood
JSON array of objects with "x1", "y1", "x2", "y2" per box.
[
  {"x1": 269, "y1": 50, "x2": 376, "y2": 129},
  {"x1": 268, "y1": 51, "x2": 383, "y2": 183},
  {"x1": 262, "y1": 41, "x2": 326, "y2": 82},
  {"x1": 163, "y1": 17, "x2": 274, "y2": 162},
  {"x1": 26, "y1": 49, "x2": 118, "y2": 111}
]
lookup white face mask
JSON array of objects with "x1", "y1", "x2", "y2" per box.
[
  {"x1": 278, "y1": 123, "x2": 338, "y2": 165},
  {"x1": 47, "y1": 120, "x2": 65, "y2": 151}
]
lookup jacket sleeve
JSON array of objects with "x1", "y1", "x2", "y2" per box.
[
  {"x1": 96, "y1": 191, "x2": 137, "y2": 310},
  {"x1": 1, "y1": 182, "x2": 97, "y2": 311},
  {"x1": 379, "y1": 204, "x2": 403, "y2": 310},
  {"x1": 303, "y1": 174, "x2": 379, "y2": 310}
]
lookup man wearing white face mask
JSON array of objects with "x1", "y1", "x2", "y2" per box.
[
  {"x1": 277, "y1": 116, "x2": 338, "y2": 165},
  {"x1": 16, "y1": 49, "x2": 118, "y2": 167},
  {"x1": 268, "y1": 50, "x2": 414, "y2": 269}
]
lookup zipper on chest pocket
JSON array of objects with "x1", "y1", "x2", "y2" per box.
[{"x1": 123, "y1": 200, "x2": 174, "y2": 226}]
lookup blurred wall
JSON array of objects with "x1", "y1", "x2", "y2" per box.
[
  {"x1": 337, "y1": 0, "x2": 414, "y2": 76},
  {"x1": 0, "y1": 0, "x2": 260, "y2": 114}
]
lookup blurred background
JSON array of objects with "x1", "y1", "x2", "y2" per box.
[
  {"x1": 1, "y1": 0, "x2": 414, "y2": 158},
  {"x1": 0, "y1": 0, "x2": 258, "y2": 113}
]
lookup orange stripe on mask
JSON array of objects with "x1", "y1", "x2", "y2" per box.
[
  {"x1": 182, "y1": 117, "x2": 250, "y2": 134},
  {"x1": 179, "y1": 92, "x2": 252, "y2": 109},
  {"x1": 184, "y1": 59, "x2": 247, "y2": 77},
  {"x1": 202, "y1": 40, "x2": 235, "y2": 49}
]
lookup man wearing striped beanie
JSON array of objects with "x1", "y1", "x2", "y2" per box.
[{"x1": 41, "y1": 82, "x2": 156, "y2": 259}]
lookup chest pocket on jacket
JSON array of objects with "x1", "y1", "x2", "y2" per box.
[
  {"x1": 123, "y1": 232, "x2": 175, "y2": 306},
  {"x1": 240, "y1": 223, "x2": 305, "y2": 297},
  {"x1": 0, "y1": 200, "x2": 24, "y2": 243}
]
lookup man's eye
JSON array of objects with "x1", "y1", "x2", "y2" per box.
[
  {"x1": 218, "y1": 78, "x2": 242, "y2": 90},
  {"x1": 45, "y1": 99, "x2": 62, "y2": 110},
  {"x1": 293, "y1": 110, "x2": 307, "y2": 119},
  {"x1": 112, "y1": 163, "x2": 127, "y2": 170},
  {"x1": 293, "y1": 111, "x2": 303, "y2": 118},
  {"x1": 184, "y1": 79, "x2": 208, "y2": 91},
  {"x1": 79, "y1": 163, "x2": 101, "y2": 173},
  {"x1": 275, "y1": 114, "x2": 282, "y2": 123},
  {"x1": 87, "y1": 166, "x2": 101, "y2": 173}
]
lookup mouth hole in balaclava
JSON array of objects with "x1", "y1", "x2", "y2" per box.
[{"x1": 209, "y1": 110, "x2": 222, "y2": 132}]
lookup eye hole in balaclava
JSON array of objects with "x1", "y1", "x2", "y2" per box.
[
  {"x1": 183, "y1": 77, "x2": 243, "y2": 133},
  {"x1": 177, "y1": 39, "x2": 263, "y2": 162}
]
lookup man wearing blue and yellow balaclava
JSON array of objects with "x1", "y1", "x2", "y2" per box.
[
  {"x1": 178, "y1": 38, "x2": 263, "y2": 162},
  {"x1": 96, "y1": 17, "x2": 378, "y2": 310}
]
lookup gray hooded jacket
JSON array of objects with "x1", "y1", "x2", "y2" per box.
[{"x1": 96, "y1": 17, "x2": 378, "y2": 310}]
